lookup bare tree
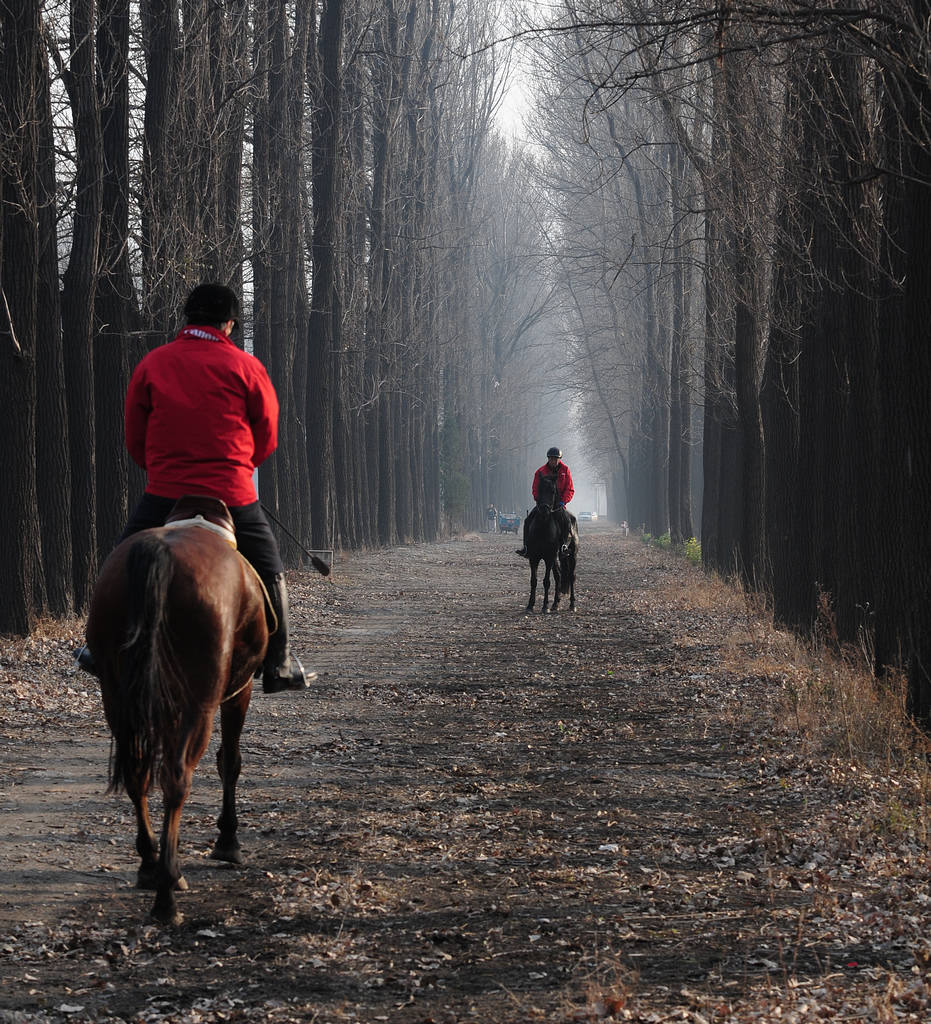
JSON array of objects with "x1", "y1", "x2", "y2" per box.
[
  {"x1": 94, "y1": 0, "x2": 136, "y2": 556},
  {"x1": 35, "y1": 12, "x2": 73, "y2": 616},
  {"x1": 60, "y1": 0, "x2": 103, "y2": 606},
  {"x1": 0, "y1": 0, "x2": 45, "y2": 632},
  {"x1": 306, "y1": 0, "x2": 343, "y2": 550}
]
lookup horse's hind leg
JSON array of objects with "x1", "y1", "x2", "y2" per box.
[
  {"x1": 151, "y1": 792, "x2": 187, "y2": 926},
  {"x1": 151, "y1": 720, "x2": 209, "y2": 925},
  {"x1": 125, "y1": 772, "x2": 159, "y2": 891},
  {"x1": 211, "y1": 693, "x2": 249, "y2": 865}
]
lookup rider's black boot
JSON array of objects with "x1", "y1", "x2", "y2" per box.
[
  {"x1": 74, "y1": 645, "x2": 97, "y2": 675},
  {"x1": 260, "y1": 573, "x2": 315, "y2": 693},
  {"x1": 516, "y1": 522, "x2": 529, "y2": 557}
]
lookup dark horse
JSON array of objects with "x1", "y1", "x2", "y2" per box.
[
  {"x1": 86, "y1": 505, "x2": 269, "y2": 925},
  {"x1": 524, "y1": 475, "x2": 579, "y2": 613}
]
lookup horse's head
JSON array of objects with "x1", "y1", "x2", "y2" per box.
[{"x1": 536, "y1": 474, "x2": 558, "y2": 513}]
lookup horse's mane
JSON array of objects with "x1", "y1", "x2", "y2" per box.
[{"x1": 536, "y1": 473, "x2": 558, "y2": 510}]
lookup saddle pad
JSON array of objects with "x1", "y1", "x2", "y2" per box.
[{"x1": 164, "y1": 495, "x2": 237, "y2": 548}]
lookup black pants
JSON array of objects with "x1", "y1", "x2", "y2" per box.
[{"x1": 122, "y1": 493, "x2": 284, "y2": 578}]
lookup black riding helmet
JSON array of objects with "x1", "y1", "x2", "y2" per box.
[
  {"x1": 546, "y1": 447, "x2": 562, "y2": 459},
  {"x1": 184, "y1": 283, "x2": 240, "y2": 328}
]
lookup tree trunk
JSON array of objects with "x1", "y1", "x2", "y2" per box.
[
  {"x1": 35, "y1": 29, "x2": 73, "y2": 616},
  {"x1": 368, "y1": 2, "x2": 401, "y2": 545},
  {"x1": 61, "y1": 0, "x2": 103, "y2": 608},
  {"x1": 0, "y1": 0, "x2": 44, "y2": 633},
  {"x1": 306, "y1": 0, "x2": 343, "y2": 550},
  {"x1": 94, "y1": 0, "x2": 134, "y2": 556},
  {"x1": 140, "y1": 0, "x2": 180, "y2": 345},
  {"x1": 723, "y1": 52, "x2": 765, "y2": 587},
  {"x1": 874, "y1": 12, "x2": 931, "y2": 723}
]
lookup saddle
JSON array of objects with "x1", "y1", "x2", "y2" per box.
[{"x1": 164, "y1": 495, "x2": 237, "y2": 548}]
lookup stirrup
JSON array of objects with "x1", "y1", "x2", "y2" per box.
[
  {"x1": 74, "y1": 645, "x2": 97, "y2": 675},
  {"x1": 515, "y1": 547, "x2": 528, "y2": 558},
  {"x1": 262, "y1": 655, "x2": 315, "y2": 694}
]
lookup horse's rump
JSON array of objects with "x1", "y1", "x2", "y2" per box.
[{"x1": 88, "y1": 526, "x2": 266, "y2": 793}]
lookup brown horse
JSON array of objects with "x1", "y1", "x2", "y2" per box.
[{"x1": 86, "y1": 517, "x2": 269, "y2": 925}]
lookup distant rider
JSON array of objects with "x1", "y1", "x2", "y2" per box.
[{"x1": 515, "y1": 447, "x2": 575, "y2": 557}]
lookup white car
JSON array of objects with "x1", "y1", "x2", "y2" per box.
[{"x1": 578, "y1": 511, "x2": 597, "y2": 522}]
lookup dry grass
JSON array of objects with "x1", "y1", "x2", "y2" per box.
[{"x1": 656, "y1": 554, "x2": 931, "y2": 846}]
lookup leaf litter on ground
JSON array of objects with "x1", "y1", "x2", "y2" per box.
[{"x1": 0, "y1": 527, "x2": 928, "y2": 1023}]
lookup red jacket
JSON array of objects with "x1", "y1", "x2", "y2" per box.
[
  {"x1": 531, "y1": 461, "x2": 574, "y2": 506},
  {"x1": 124, "y1": 325, "x2": 279, "y2": 506}
]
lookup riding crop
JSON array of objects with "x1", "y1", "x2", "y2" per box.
[{"x1": 260, "y1": 503, "x2": 331, "y2": 576}]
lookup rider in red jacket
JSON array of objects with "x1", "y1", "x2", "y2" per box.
[
  {"x1": 124, "y1": 322, "x2": 278, "y2": 507},
  {"x1": 531, "y1": 455, "x2": 574, "y2": 507},
  {"x1": 515, "y1": 447, "x2": 575, "y2": 557},
  {"x1": 78, "y1": 284, "x2": 309, "y2": 694}
]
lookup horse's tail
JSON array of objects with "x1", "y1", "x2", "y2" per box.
[
  {"x1": 108, "y1": 534, "x2": 180, "y2": 794},
  {"x1": 559, "y1": 554, "x2": 572, "y2": 593},
  {"x1": 559, "y1": 532, "x2": 578, "y2": 594}
]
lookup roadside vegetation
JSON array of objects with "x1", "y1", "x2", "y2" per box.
[{"x1": 646, "y1": 531, "x2": 931, "y2": 843}]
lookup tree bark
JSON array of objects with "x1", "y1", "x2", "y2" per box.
[
  {"x1": 139, "y1": 0, "x2": 180, "y2": 345},
  {"x1": 35, "y1": 24, "x2": 73, "y2": 616},
  {"x1": 94, "y1": 0, "x2": 134, "y2": 556},
  {"x1": 0, "y1": 0, "x2": 44, "y2": 633},
  {"x1": 307, "y1": 0, "x2": 343, "y2": 550},
  {"x1": 61, "y1": 0, "x2": 103, "y2": 608}
]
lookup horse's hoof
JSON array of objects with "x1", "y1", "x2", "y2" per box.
[
  {"x1": 210, "y1": 844, "x2": 243, "y2": 865},
  {"x1": 137, "y1": 866, "x2": 158, "y2": 891},
  {"x1": 173, "y1": 875, "x2": 189, "y2": 891},
  {"x1": 149, "y1": 904, "x2": 183, "y2": 927}
]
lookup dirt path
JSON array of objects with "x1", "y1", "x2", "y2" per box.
[{"x1": 0, "y1": 527, "x2": 928, "y2": 1023}]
